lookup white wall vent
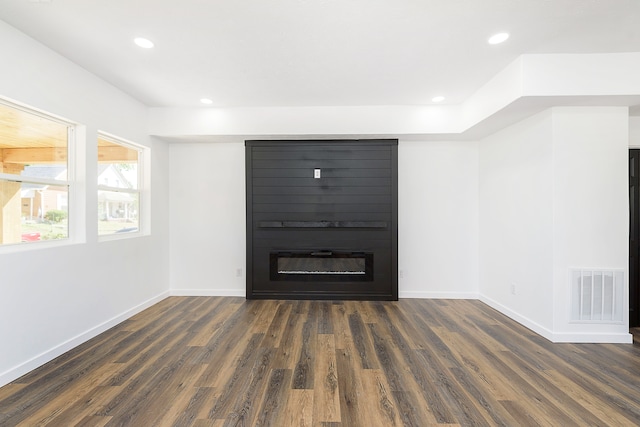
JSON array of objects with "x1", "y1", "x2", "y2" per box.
[{"x1": 570, "y1": 269, "x2": 624, "y2": 323}]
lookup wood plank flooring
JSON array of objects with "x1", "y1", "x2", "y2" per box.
[{"x1": 1, "y1": 297, "x2": 639, "y2": 426}]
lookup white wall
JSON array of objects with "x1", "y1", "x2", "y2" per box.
[
  {"x1": 631, "y1": 116, "x2": 640, "y2": 147},
  {"x1": 398, "y1": 140, "x2": 479, "y2": 298},
  {"x1": 551, "y1": 107, "x2": 629, "y2": 340},
  {"x1": 479, "y1": 109, "x2": 555, "y2": 331},
  {"x1": 169, "y1": 140, "x2": 246, "y2": 295},
  {"x1": 169, "y1": 139, "x2": 480, "y2": 298},
  {"x1": 479, "y1": 107, "x2": 631, "y2": 342},
  {"x1": 0, "y1": 20, "x2": 171, "y2": 386}
]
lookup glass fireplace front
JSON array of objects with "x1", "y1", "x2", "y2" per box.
[{"x1": 270, "y1": 251, "x2": 373, "y2": 282}]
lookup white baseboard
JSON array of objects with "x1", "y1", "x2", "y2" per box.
[
  {"x1": 479, "y1": 294, "x2": 633, "y2": 344},
  {"x1": 170, "y1": 288, "x2": 245, "y2": 297},
  {"x1": 399, "y1": 291, "x2": 479, "y2": 299},
  {"x1": 549, "y1": 332, "x2": 632, "y2": 344},
  {"x1": 0, "y1": 290, "x2": 170, "y2": 388},
  {"x1": 479, "y1": 294, "x2": 555, "y2": 341}
]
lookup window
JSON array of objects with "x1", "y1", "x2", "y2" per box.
[
  {"x1": 0, "y1": 99, "x2": 74, "y2": 246},
  {"x1": 97, "y1": 133, "x2": 143, "y2": 237}
]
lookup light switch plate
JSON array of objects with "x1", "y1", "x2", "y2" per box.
[{"x1": 314, "y1": 168, "x2": 321, "y2": 179}]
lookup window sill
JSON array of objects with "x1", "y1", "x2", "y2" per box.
[
  {"x1": 0, "y1": 238, "x2": 82, "y2": 255},
  {"x1": 98, "y1": 231, "x2": 147, "y2": 243}
]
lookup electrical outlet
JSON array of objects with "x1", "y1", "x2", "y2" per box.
[
  {"x1": 399, "y1": 270, "x2": 404, "y2": 279},
  {"x1": 510, "y1": 283, "x2": 516, "y2": 295},
  {"x1": 236, "y1": 268, "x2": 243, "y2": 277}
]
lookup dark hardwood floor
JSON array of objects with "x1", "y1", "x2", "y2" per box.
[{"x1": 0, "y1": 297, "x2": 639, "y2": 426}]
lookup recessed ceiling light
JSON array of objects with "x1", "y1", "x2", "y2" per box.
[
  {"x1": 134, "y1": 37, "x2": 154, "y2": 49},
  {"x1": 488, "y1": 32, "x2": 509, "y2": 45},
  {"x1": 432, "y1": 96, "x2": 445, "y2": 103},
  {"x1": 200, "y1": 98, "x2": 213, "y2": 105}
]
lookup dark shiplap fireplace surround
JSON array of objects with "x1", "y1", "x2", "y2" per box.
[{"x1": 246, "y1": 139, "x2": 398, "y2": 300}]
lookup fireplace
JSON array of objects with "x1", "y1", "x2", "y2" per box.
[
  {"x1": 270, "y1": 251, "x2": 374, "y2": 282},
  {"x1": 245, "y1": 139, "x2": 398, "y2": 300}
]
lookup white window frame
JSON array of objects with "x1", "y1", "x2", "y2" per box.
[
  {"x1": 97, "y1": 132, "x2": 148, "y2": 241},
  {"x1": 0, "y1": 97, "x2": 78, "y2": 253}
]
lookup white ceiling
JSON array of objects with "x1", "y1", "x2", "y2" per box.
[{"x1": 0, "y1": 0, "x2": 639, "y2": 109}]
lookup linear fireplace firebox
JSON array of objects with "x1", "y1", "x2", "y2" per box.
[
  {"x1": 271, "y1": 251, "x2": 374, "y2": 282},
  {"x1": 246, "y1": 139, "x2": 398, "y2": 300}
]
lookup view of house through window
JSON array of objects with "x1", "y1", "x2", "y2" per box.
[
  {"x1": 0, "y1": 100, "x2": 72, "y2": 245},
  {"x1": 97, "y1": 134, "x2": 141, "y2": 236}
]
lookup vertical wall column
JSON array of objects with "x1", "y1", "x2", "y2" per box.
[
  {"x1": 550, "y1": 106, "x2": 630, "y2": 341},
  {"x1": 479, "y1": 106, "x2": 631, "y2": 343}
]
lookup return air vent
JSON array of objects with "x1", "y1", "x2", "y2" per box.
[{"x1": 570, "y1": 269, "x2": 623, "y2": 323}]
